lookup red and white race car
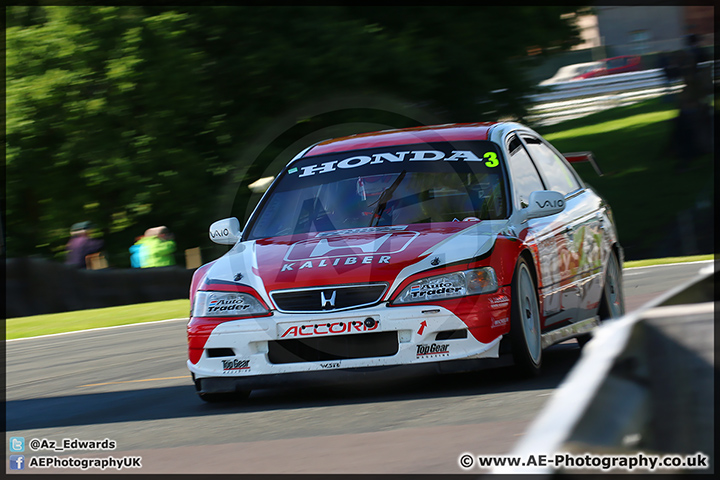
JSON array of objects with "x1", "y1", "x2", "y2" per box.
[{"x1": 187, "y1": 122, "x2": 625, "y2": 402}]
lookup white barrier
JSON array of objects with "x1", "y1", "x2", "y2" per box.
[
  {"x1": 526, "y1": 61, "x2": 714, "y2": 126},
  {"x1": 530, "y1": 68, "x2": 674, "y2": 103}
]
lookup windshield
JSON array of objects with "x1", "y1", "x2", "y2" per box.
[{"x1": 246, "y1": 141, "x2": 508, "y2": 240}]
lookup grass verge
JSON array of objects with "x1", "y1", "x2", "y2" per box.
[
  {"x1": 623, "y1": 253, "x2": 714, "y2": 269},
  {"x1": 535, "y1": 97, "x2": 714, "y2": 261},
  {"x1": 6, "y1": 299, "x2": 190, "y2": 340}
]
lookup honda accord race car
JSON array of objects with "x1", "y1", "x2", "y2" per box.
[{"x1": 187, "y1": 122, "x2": 625, "y2": 402}]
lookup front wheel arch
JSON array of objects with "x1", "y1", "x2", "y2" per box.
[
  {"x1": 578, "y1": 246, "x2": 625, "y2": 347},
  {"x1": 509, "y1": 253, "x2": 543, "y2": 377}
]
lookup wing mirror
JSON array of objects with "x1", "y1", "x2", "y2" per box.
[
  {"x1": 209, "y1": 217, "x2": 241, "y2": 245},
  {"x1": 520, "y1": 191, "x2": 566, "y2": 221}
]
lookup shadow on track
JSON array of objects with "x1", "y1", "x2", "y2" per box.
[{"x1": 8, "y1": 342, "x2": 581, "y2": 432}]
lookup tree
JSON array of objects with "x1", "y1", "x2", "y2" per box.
[{"x1": 5, "y1": 6, "x2": 585, "y2": 265}]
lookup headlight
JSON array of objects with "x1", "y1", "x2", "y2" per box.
[
  {"x1": 192, "y1": 291, "x2": 268, "y2": 317},
  {"x1": 393, "y1": 267, "x2": 498, "y2": 305}
]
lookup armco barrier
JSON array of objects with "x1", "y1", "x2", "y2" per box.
[
  {"x1": 529, "y1": 61, "x2": 714, "y2": 103},
  {"x1": 526, "y1": 61, "x2": 714, "y2": 126},
  {"x1": 5, "y1": 258, "x2": 195, "y2": 318},
  {"x1": 494, "y1": 261, "x2": 715, "y2": 474}
]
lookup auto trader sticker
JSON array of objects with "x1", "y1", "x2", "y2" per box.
[
  {"x1": 416, "y1": 343, "x2": 450, "y2": 358},
  {"x1": 207, "y1": 296, "x2": 252, "y2": 314},
  {"x1": 408, "y1": 282, "x2": 463, "y2": 300}
]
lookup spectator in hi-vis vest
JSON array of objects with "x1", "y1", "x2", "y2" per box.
[
  {"x1": 129, "y1": 234, "x2": 146, "y2": 268},
  {"x1": 143, "y1": 226, "x2": 176, "y2": 267},
  {"x1": 133, "y1": 227, "x2": 157, "y2": 268}
]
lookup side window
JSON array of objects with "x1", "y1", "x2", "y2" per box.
[
  {"x1": 522, "y1": 136, "x2": 581, "y2": 195},
  {"x1": 507, "y1": 135, "x2": 544, "y2": 209}
]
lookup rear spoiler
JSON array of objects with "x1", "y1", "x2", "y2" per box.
[{"x1": 563, "y1": 151, "x2": 603, "y2": 176}]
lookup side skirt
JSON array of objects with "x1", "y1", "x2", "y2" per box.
[{"x1": 541, "y1": 316, "x2": 600, "y2": 349}]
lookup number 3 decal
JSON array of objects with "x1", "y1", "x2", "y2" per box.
[{"x1": 484, "y1": 152, "x2": 499, "y2": 167}]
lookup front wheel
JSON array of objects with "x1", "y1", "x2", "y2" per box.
[
  {"x1": 509, "y1": 257, "x2": 542, "y2": 377},
  {"x1": 599, "y1": 250, "x2": 625, "y2": 319}
]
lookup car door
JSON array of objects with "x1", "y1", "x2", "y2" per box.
[
  {"x1": 504, "y1": 133, "x2": 578, "y2": 329},
  {"x1": 520, "y1": 134, "x2": 605, "y2": 324}
]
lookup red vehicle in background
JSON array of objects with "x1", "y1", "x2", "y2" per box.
[{"x1": 575, "y1": 55, "x2": 642, "y2": 80}]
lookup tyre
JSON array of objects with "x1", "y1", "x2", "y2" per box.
[
  {"x1": 194, "y1": 375, "x2": 250, "y2": 403},
  {"x1": 577, "y1": 250, "x2": 625, "y2": 347},
  {"x1": 509, "y1": 257, "x2": 542, "y2": 377},
  {"x1": 598, "y1": 251, "x2": 625, "y2": 319}
]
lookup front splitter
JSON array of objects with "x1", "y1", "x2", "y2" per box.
[{"x1": 196, "y1": 354, "x2": 515, "y2": 394}]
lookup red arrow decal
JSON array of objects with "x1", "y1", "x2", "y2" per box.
[{"x1": 417, "y1": 320, "x2": 427, "y2": 336}]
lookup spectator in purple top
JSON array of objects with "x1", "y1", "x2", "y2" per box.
[{"x1": 65, "y1": 221, "x2": 103, "y2": 269}]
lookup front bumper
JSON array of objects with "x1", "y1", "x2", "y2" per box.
[{"x1": 188, "y1": 302, "x2": 508, "y2": 391}]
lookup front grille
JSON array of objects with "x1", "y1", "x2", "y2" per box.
[
  {"x1": 268, "y1": 331, "x2": 398, "y2": 364},
  {"x1": 271, "y1": 284, "x2": 387, "y2": 313}
]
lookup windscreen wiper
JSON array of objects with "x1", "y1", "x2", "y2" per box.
[{"x1": 368, "y1": 171, "x2": 406, "y2": 227}]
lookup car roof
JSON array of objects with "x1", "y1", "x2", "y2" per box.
[{"x1": 302, "y1": 122, "x2": 500, "y2": 158}]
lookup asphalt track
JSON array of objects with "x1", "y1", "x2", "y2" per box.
[{"x1": 5, "y1": 261, "x2": 712, "y2": 474}]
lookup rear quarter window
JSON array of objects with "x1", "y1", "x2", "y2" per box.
[{"x1": 522, "y1": 136, "x2": 581, "y2": 196}]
